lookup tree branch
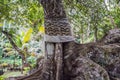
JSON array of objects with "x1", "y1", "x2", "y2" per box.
[{"x1": 2, "y1": 31, "x2": 25, "y2": 58}]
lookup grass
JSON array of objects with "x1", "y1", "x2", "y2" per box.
[{"x1": 0, "y1": 71, "x2": 24, "y2": 78}]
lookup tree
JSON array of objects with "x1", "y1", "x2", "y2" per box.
[
  {"x1": 2, "y1": 0, "x2": 120, "y2": 80},
  {"x1": 14, "y1": 0, "x2": 114, "y2": 80}
]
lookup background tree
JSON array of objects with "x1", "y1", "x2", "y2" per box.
[{"x1": 0, "y1": 0, "x2": 44, "y2": 74}]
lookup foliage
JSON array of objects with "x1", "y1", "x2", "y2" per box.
[
  {"x1": 24, "y1": 67, "x2": 30, "y2": 74},
  {"x1": 0, "y1": 58, "x2": 22, "y2": 66},
  {"x1": 27, "y1": 56, "x2": 36, "y2": 67},
  {"x1": 23, "y1": 28, "x2": 33, "y2": 43},
  {"x1": 64, "y1": 0, "x2": 120, "y2": 43},
  {"x1": 0, "y1": 0, "x2": 44, "y2": 51},
  {"x1": 0, "y1": 0, "x2": 45, "y2": 70},
  {"x1": 39, "y1": 26, "x2": 45, "y2": 34},
  {"x1": 0, "y1": 76, "x2": 5, "y2": 80}
]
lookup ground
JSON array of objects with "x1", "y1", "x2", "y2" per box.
[{"x1": 0, "y1": 71, "x2": 24, "y2": 79}]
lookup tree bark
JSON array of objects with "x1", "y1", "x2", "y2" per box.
[{"x1": 40, "y1": 0, "x2": 74, "y2": 43}]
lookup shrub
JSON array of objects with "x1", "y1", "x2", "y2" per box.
[{"x1": 0, "y1": 76, "x2": 5, "y2": 80}]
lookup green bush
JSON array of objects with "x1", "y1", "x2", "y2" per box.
[
  {"x1": 0, "y1": 76, "x2": 5, "y2": 80},
  {"x1": 27, "y1": 56, "x2": 36, "y2": 68}
]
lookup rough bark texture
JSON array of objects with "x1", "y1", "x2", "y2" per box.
[
  {"x1": 40, "y1": 0, "x2": 74, "y2": 43},
  {"x1": 6, "y1": 0, "x2": 120, "y2": 79}
]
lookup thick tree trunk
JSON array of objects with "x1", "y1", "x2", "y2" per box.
[
  {"x1": 40, "y1": 0, "x2": 74, "y2": 42},
  {"x1": 44, "y1": 43, "x2": 63, "y2": 80},
  {"x1": 39, "y1": 0, "x2": 74, "y2": 80}
]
